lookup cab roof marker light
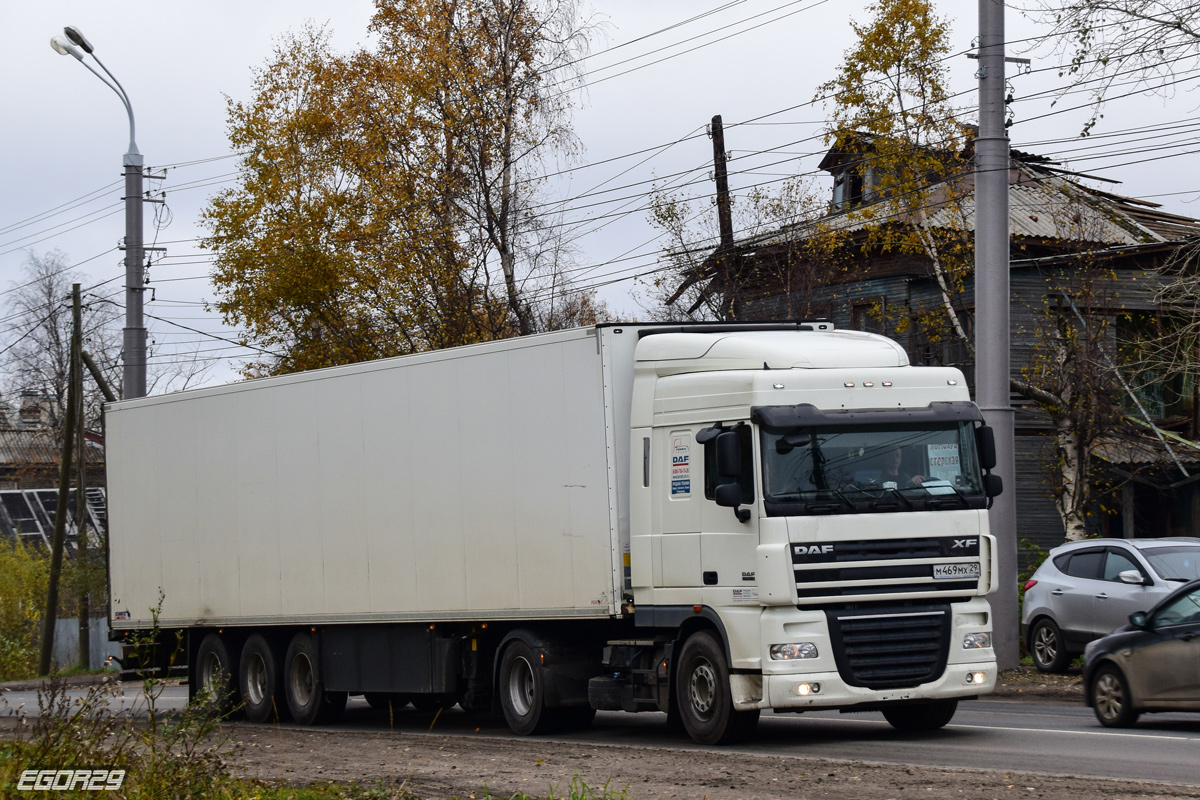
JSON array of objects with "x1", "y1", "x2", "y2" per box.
[
  {"x1": 947, "y1": 379, "x2": 958, "y2": 385},
  {"x1": 863, "y1": 381, "x2": 874, "y2": 387},
  {"x1": 882, "y1": 381, "x2": 893, "y2": 387},
  {"x1": 844, "y1": 381, "x2": 854, "y2": 387}
]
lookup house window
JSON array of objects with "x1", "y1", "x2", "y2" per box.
[
  {"x1": 908, "y1": 309, "x2": 974, "y2": 387},
  {"x1": 832, "y1": 167, "x2": 864, "y2": 210},
  {"x1": 852, "y1": 299, "x2": 887, "y2": 335}
]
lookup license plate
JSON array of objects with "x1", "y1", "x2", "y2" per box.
[{"x1": 933, "y1": 562, "x2": 981, "y2": 580}]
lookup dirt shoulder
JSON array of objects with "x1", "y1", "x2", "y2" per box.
[
  {"x1": 988, "y1": 663, "x2": 1086, "y2": 703},
  {"x1": 225, "y1": 723, "x2": 1194, "y2": 800}
]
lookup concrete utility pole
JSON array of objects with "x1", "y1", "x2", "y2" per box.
[
  {"x1": 51, "y1": 26, "x2": 146, "y2": 399},
  {"x1": 975, "y1": 0, "x2": 1018, "y2": 668},
  {"x1": 710, "y1": 114, "x2": 736, "y2": 318}
]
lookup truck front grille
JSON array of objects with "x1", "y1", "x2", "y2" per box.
[
  {"x1": 792, "y1": 536, "x2": 983, "y2": 603},
  {"x1": 825, "y1": 605, "x2": 950, "y2": 690}
]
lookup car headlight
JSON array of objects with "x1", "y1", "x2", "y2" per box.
[
  {"x1": 770, "y1": 642, "x2": 818, "y2": 660},
  {"x1": 962, "y1": 632, "x2": 992, "y2": 649}
]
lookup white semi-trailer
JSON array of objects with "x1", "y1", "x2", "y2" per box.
[{"x1": 106, "y1": 322, "x2": 1001, "y2": 744}]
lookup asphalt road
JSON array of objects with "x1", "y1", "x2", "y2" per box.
[{"x1": 4, "y1": 685, "x2": 1199, "y2": 786}]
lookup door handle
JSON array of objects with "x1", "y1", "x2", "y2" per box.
[
  {"x1": 1051, "y1": 589, "x2": 1064, "y2": 596},
  {"x1": 1181, "y1": 633, "x2": 1197, "y2": 642},
  {"x1": 1095, "y1": 593, "x2": 1108, "y2": 600}
]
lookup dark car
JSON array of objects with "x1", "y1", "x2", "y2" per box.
[{"x1": 1083, "y1": 578, "x2": 1200, "y2": 727}]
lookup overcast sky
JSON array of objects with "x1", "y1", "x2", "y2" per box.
[{"x1": 4, "y1": 1, "x2": 1198, "y2": 389}]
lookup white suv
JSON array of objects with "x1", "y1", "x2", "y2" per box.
[{"x1": 1020, "y1": 538, "x2": 1200, "y2": 672}]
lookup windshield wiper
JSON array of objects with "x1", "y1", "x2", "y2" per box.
[
  {"x1": 798, "y1": 489, "x2": 856, "y2": 513},
  {"x1": 870, "y1": 486, "x2": 914, "y2": 510}
]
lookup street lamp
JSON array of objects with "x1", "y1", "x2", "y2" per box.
[{"x1": 50, "y1": 26, "x2": 146, "y2": 400}]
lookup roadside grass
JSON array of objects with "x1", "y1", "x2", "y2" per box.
[{"x1": 0, "y1": 672, "x2": 632, "y2": 800}]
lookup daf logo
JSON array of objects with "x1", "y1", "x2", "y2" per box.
[
  {"x1": 952, "y1": 538, "x2": 978, "y2": 549},
  {"x1": 794, "y1": 544, "x2": 834, "y2": 555}
]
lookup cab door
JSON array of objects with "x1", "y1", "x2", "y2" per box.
[{"x1": 698, "y1": 424, "x2": 759, "y2": 591}]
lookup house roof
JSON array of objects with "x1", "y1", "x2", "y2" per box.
[
  {"x1": 733, "y1": 157, "x2": 1200, "y2": 253},
  {"x1": 0, "y1": 428, "x2": 103, "y2": 468}
]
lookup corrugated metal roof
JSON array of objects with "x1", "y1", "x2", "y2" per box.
[{"x1": 729, "y1": 158, "x2": 1200, "y2": 253}]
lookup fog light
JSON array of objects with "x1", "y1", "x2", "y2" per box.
[
  {"x1": 962, "y1": 632, "x2": 991, "y2": 649},
  {"x1": 965, "y1": 671, "x2": 986, "y2": 685},
  {"x1": 771, "y1": 642, "x2": 818, "y2": 660}
]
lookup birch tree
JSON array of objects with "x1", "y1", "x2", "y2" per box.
[{"x1": 1030, "y1": 0, "x2": 1200, "y2": 135}]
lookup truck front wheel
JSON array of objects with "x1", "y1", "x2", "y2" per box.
[
  {"x1": 499, "y1": 640, "x2": 557, "y2": 735},
  {"x1": 674, "y1": 631, "x2": 759, "y2": 745},
  {"x1": 283, "y1": 632, "x2": 347, "y2": 725}
]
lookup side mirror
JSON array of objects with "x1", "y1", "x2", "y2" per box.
[
  {"x1": 714, "y1": 482, "x2": 751, "y2": 523},
  {"x1": 1118, "y1": 569, "x2": 1148, "y2": 586},
  {"x1": 1129, "y1": 611, "x2": 1151, "y2": 630},
  {"x1": 983, "y1": 473, "x2": 1003, "y2": 498},
  {"x1": 975, "y1": 425, "x2": 997, "y2": 471},
  {"x1": 715, "y1": 431, "x2": 742, "y2": 478}
]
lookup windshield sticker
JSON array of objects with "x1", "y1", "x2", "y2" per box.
[
  {"x1": 671, "y1": 438, "x2": 691, "y2": 496},
  {"x1": 925, "y1": 442, "x2": 961, "y2": 482}
]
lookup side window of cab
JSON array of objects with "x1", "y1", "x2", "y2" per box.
[{"x1": 703, "y1": 425, "x2": 755, "y2": 504}]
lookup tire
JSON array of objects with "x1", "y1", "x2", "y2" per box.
[
  {"x1": 498, "y1": 640, "x2": 557, "y2": 735},
  {"x1": 365, "y1": 693, "x2": 411, "y2": 713},
  {"x1": 882, "y1": 699, "x2": 958, "y2": 732},
  {"x1": 1029, "y1": 618, "x2": 1071, "y2": 673},
  {"x1": 283, "y1": 632, "x2": 348, "y2": 725},
  {"x1": 239, "y1": 634, "x2": 286, "y2": 723},
  {"x1": 195, "y1": 633, "x2": 238, "y2": 717},
  {"x1": 674, "y1": 631, "x2": 759, "y2": 745},
  {"x1": 1091, "y1": 664, "x2": 1139, "y2": 728}
]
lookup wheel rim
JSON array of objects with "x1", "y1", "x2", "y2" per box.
[
  {"x1": 688, "y1": 658, "x2": 718, "y2": 720},
  {"x1": 507, "y1": 656, "x2": 535, "y2": 717},
  {"x1": 200, "y1": 651, "x2": 224, "y2": 693},
  {"x1": 1094, "y1": 672, "x2": 1125, "y2": 721},
  {"x1": 289, "y1": 652, "x2": 315, "y2": 708},
  {"x1": 1033, "y1": 625, "x2": 1057, "y2": 665},
  {"x1": 245, "y1": 652, "x2": 268, "y2": 706}
]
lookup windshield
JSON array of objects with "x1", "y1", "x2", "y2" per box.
[
  {"x1": 760, "y1": 421, "x2": 985, "y2": 516},
  {"x1": 1142, "y1": 547, "x2": 1200, "y2": 581}
]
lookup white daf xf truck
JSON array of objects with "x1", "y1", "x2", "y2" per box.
[{"x1": 106, "y1": 322, "x2": 1000, "y2": 744}]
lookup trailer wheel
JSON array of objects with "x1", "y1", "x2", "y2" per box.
[
  {"x1": 499, "y1": 640, "x2": 556, "y2": 735},
  {"x1": 675, "y1": 631, "x2": 759, "y2": 745},
  {"x1": 239, "y1": 634, "x2": 286, "y2": 723},
  {"x1": 284, "y1": 632, "x2": 347, "y2": 725},
  {"x1": 195, "y1": 633, "x2": 237, "y2": 717},
  {"x1": 882, "y1": 699, "x2": 958, "y2": 732}
]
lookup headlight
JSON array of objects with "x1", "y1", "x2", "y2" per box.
[
  {"x1": 770, "y1": 642, "x2": 818, "y2": 660},
  {"x1": 962, "y1": 632, "x2": 992, "y2": 649}
]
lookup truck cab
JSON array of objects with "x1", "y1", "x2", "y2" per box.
[{"x1": 623, "y1": 325, "x2": 999, "y2": 742}]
